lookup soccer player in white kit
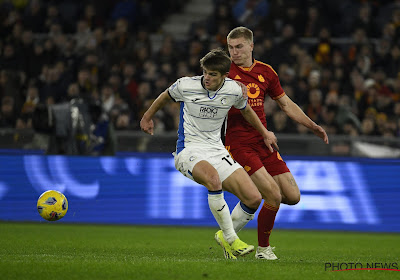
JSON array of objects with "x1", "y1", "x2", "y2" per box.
[{"x1": 140, "y1": 49, "x2": 279, "y2": 259}]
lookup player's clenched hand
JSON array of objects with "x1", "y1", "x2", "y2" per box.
[
  {"x1": 263, "y1": 130, "x2": 279, "y2": 152},
  {"x1": 312, "y1": 125, "x2": 329, "y2": 144},
  {"x1": 140, "y1": 117, "x2": 154, "y2": 135}
]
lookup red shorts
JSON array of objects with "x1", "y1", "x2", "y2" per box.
[{"x1": 226, "y1": 141, "x2": 290, "y2": 177}]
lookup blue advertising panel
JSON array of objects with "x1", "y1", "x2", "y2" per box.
[{"x1": 0, "y1": 153, "x2": 399, "y2": 232}]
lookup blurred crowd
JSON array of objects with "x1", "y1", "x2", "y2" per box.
[{"x1": 0, "y1": 0, "x2": 400, "y2": 140}]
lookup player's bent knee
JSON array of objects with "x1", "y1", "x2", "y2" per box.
[
  {"x1": 260, "y1": 183, "x2": 281, "y2": 205},
  {"x1": 273, "y1": 191, "x2": 282, "y2": 205},
  {"x1": 247, "y1": 193, "x2": 262, "y2": 209},
  {"x1": 204, "y1": 174, "x2": 222, "y2": 191},
  {"x1": 271, "y1": 183, "x2": 282, "y2": 204},
  {"x1": 285, "y1": 193, "x2": 300, "y2": 205}
]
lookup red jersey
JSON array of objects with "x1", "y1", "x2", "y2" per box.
[{"x1": 226, "y1": 60, "x2": 285, "y2": 146}]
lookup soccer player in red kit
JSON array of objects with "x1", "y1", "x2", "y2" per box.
[{"x1": 224, "y1": 27, "x2": 329, "y2": 260}]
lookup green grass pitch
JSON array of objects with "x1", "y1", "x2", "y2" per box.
[{"x1": 0, "y1": 222, "x2": 399, "y2": 280}]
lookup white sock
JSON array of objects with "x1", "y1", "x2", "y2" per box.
[
  {"x1": 232, "y1": 201, "x2": 255, "y2": 233},
  {"x1": 208, "y1": 191, "x2": 238, "y2": 244}
]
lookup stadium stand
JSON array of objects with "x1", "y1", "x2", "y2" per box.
[{"x1": 0, "y1": 0, "x2": 399, "y2": 156}]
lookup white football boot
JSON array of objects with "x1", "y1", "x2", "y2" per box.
[{"x1": 255, "y1": 246, "x2": 278, "y2": 260}]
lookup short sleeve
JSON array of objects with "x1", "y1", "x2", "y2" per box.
[
  {"x1": 233, "y1": 82, "x2": 248, "y2": 110},
  {"x1": 168, "y1": 79, "x2": 183, "y2": 102},
  {"x1": 267, "y1": 70, "x2": 285, "y2": 100}
]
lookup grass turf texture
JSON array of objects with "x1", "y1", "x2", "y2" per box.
[{"x1": 0, "y1": 222, "x2": 399, "y2": 280}]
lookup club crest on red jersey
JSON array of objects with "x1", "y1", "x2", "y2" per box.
[{"x1": 247, "y1": 83, "x2": 260, "y2": 98}]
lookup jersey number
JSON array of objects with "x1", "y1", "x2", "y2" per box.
[{"x1": 222, "y1": 155, "x2": 236, "y2": 166}]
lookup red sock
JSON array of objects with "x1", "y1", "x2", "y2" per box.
[{"x1": 257, "y1": 202, "x2": 279, "y2": 247}]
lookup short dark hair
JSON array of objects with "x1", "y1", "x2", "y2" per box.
[{"x1": 199, "y1": 48, "x2": 231, "y2": 74}]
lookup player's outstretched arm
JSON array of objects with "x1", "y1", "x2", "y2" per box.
[
  {"x1": 240, "y1": 105, "x2": 279, "y2": 152},
  {"x1": 275, "y1": 95, "x2": 329, "y2": 144},
  {"x1": 140, "y1": 90, "x2": 172, "y2": 135}
]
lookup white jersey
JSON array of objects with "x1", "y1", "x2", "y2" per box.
[{"x1": 168, "y1": 75, "x2": 247, "y2": 153}]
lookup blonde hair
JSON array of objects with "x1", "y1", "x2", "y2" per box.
[{"x1": 227, "y1": 26, "x2": 253, "y2": 42}]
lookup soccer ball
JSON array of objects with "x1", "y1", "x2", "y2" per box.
[{"x1": 37, "y1": 190, "x2": 68, "y2": 221}]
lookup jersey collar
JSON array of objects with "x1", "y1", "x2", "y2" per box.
[
  {"x1": 235, "y1": 59, "x2": 256, "y2": 72},
  {"x1": 201, "y1": 76, "x2": 226, "y2": 99}
]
